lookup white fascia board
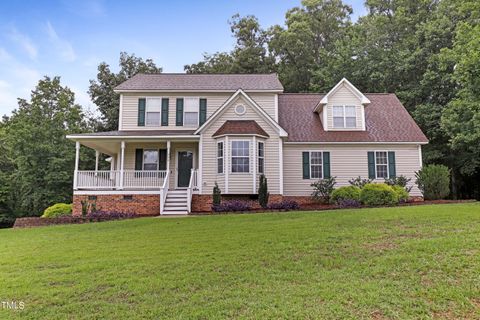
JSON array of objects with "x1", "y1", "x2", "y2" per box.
[
  {"x1": 316, "y1": 78, "x2": 371, "y2": 112},
  {"x1": 66, "y1": 135, "x2": 200, "y2": 140},
  {"x1": 194, "y1": 89, "x2": 288, "y2": 137}
]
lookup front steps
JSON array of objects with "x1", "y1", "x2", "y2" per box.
[{"x1": 162, "y1": 189, "x2": 189, "y2": 215}]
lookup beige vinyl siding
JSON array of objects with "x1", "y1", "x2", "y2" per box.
[
  {"x1": 120, "y1": 92, "x2": 277, "y2": 130},
  {"x1": 325, "y1": 83, "x2": 364, "y2": 131},
  {"x1": 283, "y1": 144, "x2": 423, "y2": 197},
  {"x1": 201, "y1": 95, "x2": 280, "y2": 195},
  {"x1": 121, "y1": 141, "x2": 198, "y2": 189}
]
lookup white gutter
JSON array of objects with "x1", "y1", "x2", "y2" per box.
[
  {"x1": 66, "y1": 135, "x2": 200, "y2": 140},
  {"x1": 284, "y1": 141, "x2": 429, "y2": 145}
]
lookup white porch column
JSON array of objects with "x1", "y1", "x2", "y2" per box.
[
  {"x1": 73, "y1": 141, "x2": 80, "y2": 190},
  {"x1": 252, "y1": 136, "x2": 257, "y2": 193},
  {"x1": 119, "y1": 141, "x2": 125, "y2": 189},
  {"x1": 166, "y1": 140, "x2": 171, "y2": 173},
  {"x1": 94, "y1": 150, "x2": 100, "y2": 176}
]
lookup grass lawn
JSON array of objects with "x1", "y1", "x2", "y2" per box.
[{"x1": 1, "y1": 203, "x2": 480, "y2": 319}]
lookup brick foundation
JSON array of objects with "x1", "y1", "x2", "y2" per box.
[{"x1": 73, "y1": 194, "x2": 160, "y2": 216}]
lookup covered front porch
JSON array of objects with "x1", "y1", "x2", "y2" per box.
[{"x1": 67, "y1": 132, "x2": 201, "y2": 214}]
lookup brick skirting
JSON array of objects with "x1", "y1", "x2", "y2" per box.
[{"x1": 73, "y1": 194, "x2": 160, "y2": 216}]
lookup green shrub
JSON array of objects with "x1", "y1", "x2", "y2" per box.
[
  {"x1": 384, "y1": 175, "x2": 413, "y2": 192},
  {"x1": 258, "y1": 174, "x2": 269, "y2": 208},
  {"x1": 212, "y1": 182, "x2": 221, "y2": 206},
  {"x1": 42, "y1": 203, "x2": 72, "y2": 218},
  {"x1": 348, "y1": 176, "x2": 372, "y2": 189},
  {"x1": 311, "y1": 177, "x2": 336, "y2": 204},
  {"x1": 415, "y1": 165, "x2": 450, "y2": 200},
  {"x1": 392, "y1": 185, "x2": 409, "y2": 203},
  {"x1": 331, "y1": 186, "x2": 361, "y2": 204},
  {"x1": 360, "y1": 183, "x2": 398, "y2": 206}
]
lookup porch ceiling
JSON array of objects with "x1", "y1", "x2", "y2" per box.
[{"x1": 68, "y1": 136, "x2": 199, "y2": 156}]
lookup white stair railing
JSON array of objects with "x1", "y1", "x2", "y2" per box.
[
  {"x1": 186, "y1": 169, "x2": 198, "y2": 213},
  {"x1": 160, "y1": 171, "x2": 170, "y2": 214}
]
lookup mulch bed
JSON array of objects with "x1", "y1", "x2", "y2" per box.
[{"x1": 190, "y1": 199, "x2": 477, "y2": 215}]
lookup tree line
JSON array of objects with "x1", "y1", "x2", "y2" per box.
[{"x1": 1, "y1": 0, "x2": 479, "y2": 226}]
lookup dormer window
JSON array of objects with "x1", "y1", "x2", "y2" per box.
[{"x1": 333, "y1": 105, "x2": 356, "y2": 129}]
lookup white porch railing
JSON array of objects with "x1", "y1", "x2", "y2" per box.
[
  {"x1": 160, "y1": 171, "x2": 170, "y2": 214},
  {"x1": 75, "y1": 170, "x2": 168, "y2": 190},
  {"x1": 186, "y1": 169, "x2": 198, "y2": 213}
]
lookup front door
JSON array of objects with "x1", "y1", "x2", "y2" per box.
[{"x1": 177, "y1": 151, "x2": 193, "y2": 188}]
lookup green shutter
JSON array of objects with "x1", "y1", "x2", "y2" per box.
[
  {"x1": 199, "y1": 98, "x2": 207, "y2": 126},
  {"x1": 137, "y1": 98, "x2": 146, "y2": 126},
  {"x1": 161, "y1": 98, "x2": 169, "y2": 126},
  {"x1": 323, "y1": 152, "x2": 330, "y2": 178},
  {"x1": 135, "y1": 149, "x2": 143, "y2": 170},
  {"x1": 388, "y1": 151, "x2": 396, "y2": 178},
  {"x1": 176, "y1": 98, "x2": 184, "y2": 126},
  {"x1": 159, "y1": 149, "x2": 167, "y2": 170},
  {"x1": 302, "y1": 152, "x2": 310, "y2": 179},
  {"x1": 368, "y1": 151, "x2": 375, "y2": 179}
]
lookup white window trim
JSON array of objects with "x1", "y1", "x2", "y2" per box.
[
  {"x1": 217, "y1": 141, "x2": 224, "y2": 175},
  {"x1": 143, "y1": 149, "x2": 159, "y2": 171},
  {"x1": 374, "y1": 150, "x2": 389, "y2": 179},
  {"x1": 183, "y1": 97, "x2": 200, "y2": 127},
  {"x1": 332, "y1": 105, "x2": 357, "y2": 129},
  {"x1": 308, "y1": 150, "x2": 323, "y2": 180},
  {"x1": 257, "y1": 141, "x2": 265, "y2": 174},
  {"x1": 145, "y1": 97, "x2": 163, "y2": 127},
  {"x1": 230, "y1": 139, "x2": 251, "y2": 174}
]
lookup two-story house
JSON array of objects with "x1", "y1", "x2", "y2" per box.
[{"x1": 67, "y1": 74, "x2": 428, "y2": 215}]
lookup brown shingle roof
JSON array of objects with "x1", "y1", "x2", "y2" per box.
[
  {"x1": 278, "y1": 93, "x2": 428, "y2": 143},
  {"x1": 115, "y1": 73, "x2": 284, "y2": 91},
  {"x1": 212, "y1": 120, "x2": 269, "y2": 138}
]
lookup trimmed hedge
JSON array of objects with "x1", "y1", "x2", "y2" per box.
[
  {"x1": 331, "y1": 186, "x2": 361, "y2": 204},
  {"x1": 360, "y1": 183, "x2": 398, "y2": 206},
  {"x1": 42, "y1": 203, "x2": 72, "y2": 218},
  {"x1": 392, "y1": 185, "x2": 409, "y2": 203}
]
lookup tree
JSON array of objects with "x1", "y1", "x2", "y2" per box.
[
  {"x1": 89, "y1": 52, "x2": 162, "y2": 131},
  {"x1": 5, "y1": 76, "x2": 92, "y2": 216},
  {"x1": 0, "y1": 125, "x2": 15, "y2": 226},
  {"x1": 258, "y1": 174, "x2": 269, "y2": 208},
  {"x1": 185, "y1": 14, "x2": 275, "y2": 74},
  {"x1": 268, "y1": 0, "x2": 353, "y2": 92}
]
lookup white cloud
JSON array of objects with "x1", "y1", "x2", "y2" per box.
[
  {"x1": 7, "y1": 27, "x2": 38, "y2": 60},
  {"x1": 45, "y1": 21, "x2": 76, "y2": 62},
  {"x1": 61, "y1": 0, "x2": 106, "y2": 18},
  {"x1": 0, "y1": 53, "x2": 41, "y2": 116}
]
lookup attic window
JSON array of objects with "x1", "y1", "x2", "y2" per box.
[
  {"x1": 333, "y1": 105, "x2": 356, "y2": 128},
  {"x1": 235, "y1": 104, "x2": 246, "y2": 115}
]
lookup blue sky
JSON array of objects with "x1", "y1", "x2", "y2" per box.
[{"x1": 0, "y1": 0, "x2": 366, "y2": 116}]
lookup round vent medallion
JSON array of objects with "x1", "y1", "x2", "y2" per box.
[{"x1": 235, "y1": 104, "x2": 246, "y2": 115}]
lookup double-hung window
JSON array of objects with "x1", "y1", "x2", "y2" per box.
[
  {"x1": 217, "y1": 142, "x2": 224, "y2": 174},
  {"x1": 258, "y1": 141, "x2": 264, "y2": 174},
  {"x1": 146, "y1": 98, "x2": 162, "y2": 126},
  {"x1": 310, "y1": 151, "x2": 323, "y2": 179},
  {"x1": 375, "y1": 151, "x2": 388, "y2": 179},
  {"x1": 231, "y1": 141, "x2": 250, "y2": 173},
  {"x1": 184, "y1": 97, "x2": 199, "y2": 126},
  {"x1": 143, "y1": 149, "x2": 159, "y2": 170},
  {"x1": 333, "y1": 105, "x2": 356, "y2": 128}
]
